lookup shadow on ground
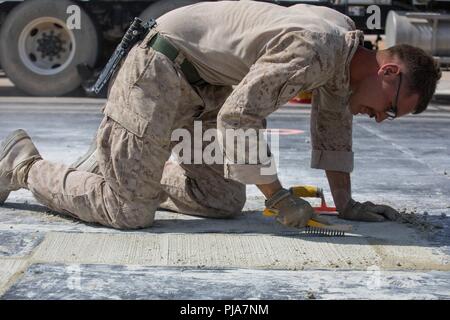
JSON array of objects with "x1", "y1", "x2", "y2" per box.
[{"x1": 1, "y1": 200, "x2": 447, "y2": 248}]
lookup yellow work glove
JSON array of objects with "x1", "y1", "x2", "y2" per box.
[{"x1": 265, "y1": 188, "x2": 315, "y2": 228}]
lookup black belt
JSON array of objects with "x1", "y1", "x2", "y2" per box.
[{"x1": 147, "y1": 33, "x2": 207, "y2": 87}]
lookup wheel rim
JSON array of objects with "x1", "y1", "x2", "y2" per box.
[{"x1": 18, "y1": 17, "x2": 76, "y2": 76}]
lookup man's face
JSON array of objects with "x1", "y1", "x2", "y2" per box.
[{"x1": 349, "y1": 64, "x2": 419, "y2": 123}]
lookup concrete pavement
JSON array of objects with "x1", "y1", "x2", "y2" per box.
[{"x1": 0, "y1": 76, "x2": 450, "y2": 299}]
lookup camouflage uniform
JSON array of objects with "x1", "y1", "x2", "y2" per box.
[
  {"x1": 26, "y1": 2, "x2": 363, "y2": 229},
  {"x1": 27, "y1": 29, "x2": 245, "y2": 229}
]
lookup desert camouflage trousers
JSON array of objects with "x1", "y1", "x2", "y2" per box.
[{"x1": 26, "y1": 35, "x2": 246, "y2": 229}]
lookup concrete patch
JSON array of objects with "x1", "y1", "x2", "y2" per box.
[
  {"x1": 2, "y1": 264, "x2": 450, "y2": 300},
  {"x1": 31, "y1": 232, "x2": 379, "y2": 270},
  {"x1": 30, "y1": 231, "x2": 448, "y2": 271}
]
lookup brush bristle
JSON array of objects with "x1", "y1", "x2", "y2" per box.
[{"x1": 304, "y1": 226, "x2": 345, "y2": 237}]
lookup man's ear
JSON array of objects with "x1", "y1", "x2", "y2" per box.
[{"x1": 378, "y1": 64, "x2": 400, "y2": 77}]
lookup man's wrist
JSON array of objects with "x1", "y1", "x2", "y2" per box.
[
  {"x1": 335, "y1": 195, "x2": 352, "y2": 212},
  {"x1": 257, "y1": 179, "x2": 283, "y2": 199},
  {"x1": 325, "y1": 170, "x2": 352, "y2": 212},
  {"x1": 337, "y1": 197, "x2": 354, "y2": 213},
  {"x1": 265, "y1": 188, "x2": 290, "y2": 208}
]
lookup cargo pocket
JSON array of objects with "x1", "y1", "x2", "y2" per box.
[
  {"x1": 99, "y1": 104, "x2": 149, "y2": 201},
  {"x1": 126, "y1": 47, "x2": 186, "y2": 147},
  {"x1": 104, "y1": 36, "x2": 168, "y2": 143},
  {"x1": 104, "y1": 103, "x2": 148, "y2": 138},
  {"x1": 105, "y1": 39, "x2": 157, "y2": 124},
  {"x1": 101, "y1": 48, "x2": 151, "y2": 182}
]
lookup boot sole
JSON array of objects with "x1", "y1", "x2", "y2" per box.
[{"x1": 0, "y1": 129, "x2": 31, "y2": 205}]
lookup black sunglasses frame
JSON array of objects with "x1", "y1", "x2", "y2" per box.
[{"x1": 386, "y1": 72, "x2": 402, "y2": 120}]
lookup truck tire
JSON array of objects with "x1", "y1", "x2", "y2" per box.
[
  {"x1": 0, "y1": 0, "x2": 99, "y2": 96},
  {"x1": 140, "y1": 0, "x2": 201, "y2": 21}
]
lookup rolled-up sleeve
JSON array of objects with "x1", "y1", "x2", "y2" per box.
[
  {"x1": 310, "y1": 87, "x2": 354, "y2": 172},
  {"x1": 217, "y1": 31, "x2": 336, "y2": 184}
]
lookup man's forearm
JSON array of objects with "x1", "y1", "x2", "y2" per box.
[{"x1": 326, "y1": 170, "x2": 352, "y2": 212}]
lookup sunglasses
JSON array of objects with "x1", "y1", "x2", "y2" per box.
[{"x1": 385, "y1": 72, "x2": 402, "y2": 120}]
